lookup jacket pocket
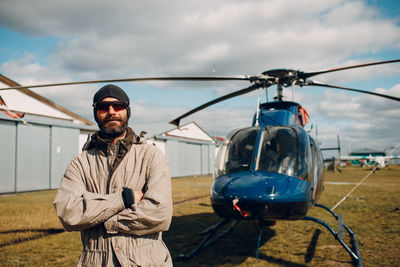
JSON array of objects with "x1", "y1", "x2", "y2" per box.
[{"x1": 128, "y1": 240, "x2": 171, "y2": 267}]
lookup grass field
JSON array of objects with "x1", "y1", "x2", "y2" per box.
[{"x1": 1, "y1": 166, "x2": 399, "y2": 266}]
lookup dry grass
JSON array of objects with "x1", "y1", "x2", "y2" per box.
[
  {"x1": 0, "y1": 190, "x2": 82, "y2": 266},
  {"x1": 1, "y1": 167, "x2": 399, "y2": 266}
]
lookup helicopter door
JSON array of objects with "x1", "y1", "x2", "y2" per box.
[
  {"x1": 310, "y1": 137, "x2": 319, "y2": 201},
  {"x1": 256, "y1": 126, "x2": 299, "y2": 176},
  {"x1": 221, "y1": 127, "x2": 259, "y2": 175},
  {"x1": 309, "y1": 136, "x2": 324, "y2": 202}
]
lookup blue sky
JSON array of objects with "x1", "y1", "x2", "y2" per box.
[{"x1": 0, "y1": 0, "x2": 400, "y2": 155}]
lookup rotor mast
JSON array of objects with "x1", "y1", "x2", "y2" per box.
[{"x1": 275, "y1": 81, "x2": 284, "y2": 101}]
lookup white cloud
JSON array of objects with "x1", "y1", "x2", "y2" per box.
[
  {"x1": 310, "y1": 82, "x2": 400, "y2": 153},
  {"x1": 2, "y1": 0, "x2": 398, "y2": 76},
  {"x1": 0, "y1": 0, "x2": 399, "y2": 152}
]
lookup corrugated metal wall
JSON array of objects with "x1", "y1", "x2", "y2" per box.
[
  {"x1": 1, "y1": 118, "x2": 215, "y2": 192},
  {"x1": 0, "y1": 120, "x2": 16, "y2": 192},
  {"x1": 0, "y1": 119, "x2": 79, "y2": 193},
  {"x1": 165, "y1": 139, "x2": 215, "y2": 177},
  {"x1": 50, "y1": 126, "x2": 80, "y2": 189},
  {"x1": 16, "y1": 123, "x2": 51, "y2": 192}
]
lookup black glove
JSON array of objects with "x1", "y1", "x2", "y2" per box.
[{"x1": 122, "y1": 187, "x2": 135, "y2": 208}]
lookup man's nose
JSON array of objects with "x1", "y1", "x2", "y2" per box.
[{"x1": 107, "y1": 105, "x2": 117, "y2": 114}]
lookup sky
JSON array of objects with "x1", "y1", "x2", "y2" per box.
[{"x1": 0, "y1": 0, "x2": 399, "y2": 157}]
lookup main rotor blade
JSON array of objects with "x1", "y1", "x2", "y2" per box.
[
  {"x1": 302, "y1": 59, "x2": 400, "y2": 79},
  {"x1": 0, "y1": 75, "x2": 249, "y2": 91},
  {"x1": 307, "y1": 80, "x2": 400, "y2": 102},
  {"x1": 170, "y1": 84, "x2": 260, "y2": 126}
]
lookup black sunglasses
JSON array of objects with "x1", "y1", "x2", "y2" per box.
[{"x1": 93, "y1": 101, "x2": 128, "y2": 112}]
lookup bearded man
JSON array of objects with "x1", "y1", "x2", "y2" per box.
[{"x1": 54, "y1": 84, "x2": 173, "y2": 267}]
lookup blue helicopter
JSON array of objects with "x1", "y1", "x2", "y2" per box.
[
  {"x1": 3, "y1": 59, "x2": 399, "y2": 266},
  {"x1": 167, "y1": 59, "x2": 400, "y2": 266}
]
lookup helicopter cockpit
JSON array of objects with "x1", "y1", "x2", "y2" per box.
[
  {"x1": 222, "y1": 127, "x2": 259, "y2": 174},
  {"x1": 216, "y1": 125, "x2": 311, "y2": 180}
]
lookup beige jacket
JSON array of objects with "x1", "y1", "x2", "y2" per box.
[{"x1": 54, "y1": 128, "x2": 173, "y2": 267}]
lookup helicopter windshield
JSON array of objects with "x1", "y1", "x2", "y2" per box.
[
  {"x1": 256, "y1": 126, "x2": 299, "y2": 176},
  {"x1": 223, "y1": 127, "x2": 259, "y2": 174}
]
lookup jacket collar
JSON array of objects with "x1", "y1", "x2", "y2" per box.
[{"x1": 83, "y1": 127, "x2": 138, "y2": 155}]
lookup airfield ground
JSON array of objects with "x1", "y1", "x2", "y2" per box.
[{"x1": 1, "y1": 166, "x2": 399, "y2": 266}]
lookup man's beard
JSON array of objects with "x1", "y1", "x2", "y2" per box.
[{"x1": 98, "y1": 117, "x2": 128, "y2": 139}]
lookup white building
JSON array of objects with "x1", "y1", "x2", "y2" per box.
[
  {"x1": 144, "y1": 121, "x2": 216, "y2": 177},
  {"x1": 0, "y1": 74, "x2": 97, "y2": 193}
]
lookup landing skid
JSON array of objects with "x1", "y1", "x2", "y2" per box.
[
  {"x1": 303, "y1": 203, "x2": 363, "y2": 267},
  {"x1": 178, "y1": 219, "x2": 240, "y2": 260},
  {"x1": 178, "y1": 203, "x2": 363, "y2": 266}
]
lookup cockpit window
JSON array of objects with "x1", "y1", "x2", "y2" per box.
[
  {"x1": 256, "y1": 126, "x2": 298, "y2": 176},
  {"x1": 223, "y1": 127, "x2": 259, "y2": 174}
]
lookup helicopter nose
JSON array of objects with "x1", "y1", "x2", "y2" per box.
[
  {"x1": 214, "y1": 171, "x2": 309, "y2": 203},
  {"x1": 211, "y1": 171, "x2": 311, "y2": 220}
]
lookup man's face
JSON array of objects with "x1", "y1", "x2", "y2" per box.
[{"x1": 95, "y1": 97, "x2": 128, "y2": 137}]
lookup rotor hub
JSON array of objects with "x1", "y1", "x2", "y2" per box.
[{"x1": 261, "y1": 69, "x2": 307, "y2": 87}]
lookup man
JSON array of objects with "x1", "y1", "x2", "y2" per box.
[{"x1": 54, "y1": 84, "x2": 173, "y2": 267}]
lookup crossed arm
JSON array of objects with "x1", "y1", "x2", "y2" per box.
[{"x1": 54, "y1": 151, "x2": 172, "y2": 236}]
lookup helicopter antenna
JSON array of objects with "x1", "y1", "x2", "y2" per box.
[
  {"x1": 212, "y1": 64, "x2": 216, "y2": 145},
  {"x1": 292, "y1": 80, "x2": 295, "y2": 100},
  {"x1": 255, "y1": 96, "x2": 260, "y2": 126}
]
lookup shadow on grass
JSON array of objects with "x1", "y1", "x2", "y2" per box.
[
  {"x1": 164, "y1": 212, "x2": 307, "y2": 267},
  {"x1": 305, "y1": 229, "x2": 321, "y2": 263},
  {"x1": 258, "y1": 253, "x2": 307, "y2": 267},
  {"x1": 0, "y1": 228, "x2": 65, "y2": 248}
]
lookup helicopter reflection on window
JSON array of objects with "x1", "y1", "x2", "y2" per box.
[{"x1": 223, "y1": 127, "x2": 259, "y2": 174}]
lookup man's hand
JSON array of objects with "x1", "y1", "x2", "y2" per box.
[{"x1": 134, "y1": 190, "x2": 144, "y2": 203}]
